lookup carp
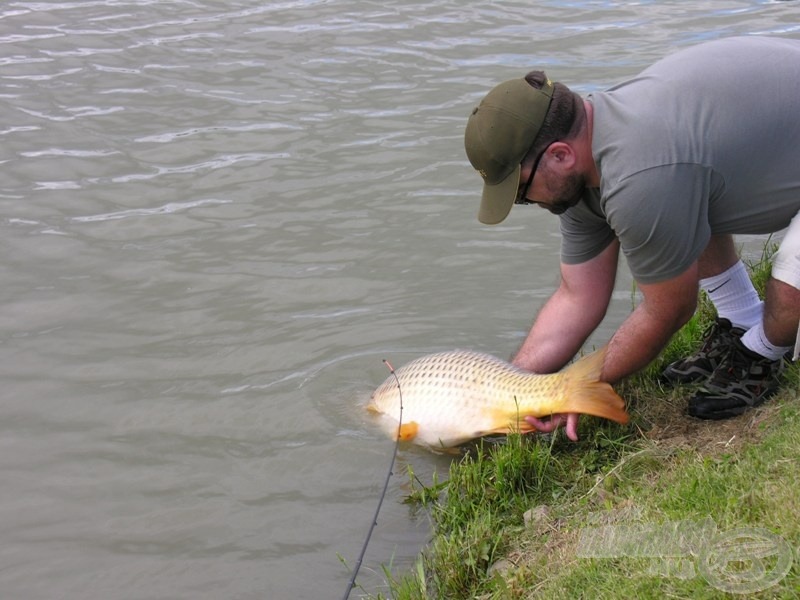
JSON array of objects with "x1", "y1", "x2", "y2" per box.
[{"x1": 367, "y1": 346, "x2": 628, "y2": 448}]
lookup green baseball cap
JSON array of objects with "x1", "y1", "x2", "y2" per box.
[{"x1": 464, "y1": 76, "x2": 554, "y2": 224}]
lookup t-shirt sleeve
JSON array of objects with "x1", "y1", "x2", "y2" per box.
[
  {"x1": 559, "y1": 188, "x2": 617, "y2": 265},
  {"x1": 604, "y1": 163, "x2": 713, "y2": 284}
]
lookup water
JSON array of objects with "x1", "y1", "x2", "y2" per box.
[{"x1": 1, "y1": 1, "x2": 797, "y2": 598}]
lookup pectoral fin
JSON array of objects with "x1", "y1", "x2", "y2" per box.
[
  {"x1": 483, "y1": 408, "x2": 535, "y2": 436},
  {"x1": 397, "y1": 421, "x2": 419, "y2": 441}
]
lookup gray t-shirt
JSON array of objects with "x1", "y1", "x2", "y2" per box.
[{"x1": 560, "y1": 36, "x2": 800, "y2": 284}]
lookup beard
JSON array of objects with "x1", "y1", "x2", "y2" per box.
[{"x1": 544, "y1": 172, "x2": 586, "y2": 215}]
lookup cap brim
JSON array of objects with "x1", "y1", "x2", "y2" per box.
[{"x1": 477, "y1": 163, "x2": 520, "y2": 225}]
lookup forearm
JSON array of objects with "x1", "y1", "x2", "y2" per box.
[
  {"x1": 512, "y1": 288, "x2": 603, "y2": 373},
  {"x1": 601, "y1": 264, "x2": 700, "y2": 383},
  {"x1": 514, "y1": 241, "x2": 619, "y2": 373},
  {"x1": 601, "y1": 301, "x2": 687, "y2": 383}
]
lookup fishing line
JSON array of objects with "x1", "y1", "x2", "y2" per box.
[{"x1": 341, "y1": 359, "x2": 403, "y2": 600}]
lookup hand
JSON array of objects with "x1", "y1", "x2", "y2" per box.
[{"x1": 525, "y1": 413, "x2": 580, "y2": 441}]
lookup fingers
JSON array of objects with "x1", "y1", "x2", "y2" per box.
[
  {"x1": 524, "y1": 413, "x2": 581, "y2": 441},
  {"x1": 565, "y1": 413, "x2": 579, "y2": 441},
  {"x1": 526, "y1": 414, "x2": 565, "y2": 433}
]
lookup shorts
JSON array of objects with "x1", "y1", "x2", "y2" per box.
[{"x1": 773, "y1": 209, "x2": 800, "y2": 290}]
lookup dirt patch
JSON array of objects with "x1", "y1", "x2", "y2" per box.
[{"x1": 631, "y1": 386, "x2": 784, "y2": 457}]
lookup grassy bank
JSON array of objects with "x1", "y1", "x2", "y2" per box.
[{"x1": 372, "y1": 247, "x2": 800, "y2": 599}]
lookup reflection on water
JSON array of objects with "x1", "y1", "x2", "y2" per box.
[{"x1": 0, "y1": 1, "x2": 797, "y2": 598}]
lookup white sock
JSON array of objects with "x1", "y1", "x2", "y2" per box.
[
  {"x1": 741, "y1": 322, "x2": 792, "y2": 361},
  {"x1": 794, "y1": 321, "x2": 800, "y2": 362},
  {"x1": 700, "y1": 261, "x2": 763, "y2": 330}
]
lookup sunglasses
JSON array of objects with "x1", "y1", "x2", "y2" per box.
[{"x1": 514, "y1": 141, "x2": 557, "y2": 205}]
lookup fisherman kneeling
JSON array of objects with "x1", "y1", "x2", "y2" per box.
[{"x1": 464, "y1": 37, "x2": 800, "y2": 438}]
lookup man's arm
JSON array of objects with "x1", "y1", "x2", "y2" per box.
[
  {"x1": 512, "y1": 240, "x2": 620, "y2": 373},
  {"x1": 601, "y1": 261, "x2": 700, "y2": 383}
]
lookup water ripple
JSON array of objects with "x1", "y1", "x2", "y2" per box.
[
  {"x1": 17, "y1": 105, "x2": 125, "y2": 121},
  {"x1": 134, "y1": 122, "x2": 302, "y2": 144},
  {"x1": 105, "y1": 153, "x2": 284, "y2": 183},
  {"x1": 71, "y1": 198, "x2": 231, "y2": 223}
]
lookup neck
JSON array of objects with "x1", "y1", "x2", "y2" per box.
[{"x1": 581, "y1": 99, "x2": 600, "y2": 187}]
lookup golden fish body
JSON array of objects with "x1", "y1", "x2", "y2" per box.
[{"x1": 367, "y1": 346, "x2": 628, "y2": 449}]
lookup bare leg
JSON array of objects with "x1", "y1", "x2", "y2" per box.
[
  {"x1": 763, "y1": 278, "x2": 800, "y2": 347},
  {"x1": 698, "y1": 234, "x2": 739, "y2": 279},
  {"x1": 696, "y1": 234, "x2": 762, "y2": 329},
  {"x1": 662, "y1": 234, "x2": 759, "y2": 385}
]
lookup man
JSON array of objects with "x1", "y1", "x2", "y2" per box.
[{"x1": 464, "y1": 36, "x2": 800, "y2": 440}]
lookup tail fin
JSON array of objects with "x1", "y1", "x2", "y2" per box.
[{"x1": 558, "y1": 346, "x2": 629, "y2": 424}]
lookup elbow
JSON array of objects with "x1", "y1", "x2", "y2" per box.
[
  {"x1": 591, "y1": 302, "x2": 612, "y2": 330},
  {"x1": 641, "y1": 292, "x2": 697, "y2": 335},
  {"x1": 673, "y1": 296, "x2": 698, "y2": 330}
]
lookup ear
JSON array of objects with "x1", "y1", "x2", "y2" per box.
[{"x1": 547, "y1": 142, "x2": 577, "y2": 170}]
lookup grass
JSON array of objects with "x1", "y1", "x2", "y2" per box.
[{"x1": 368, "y1": 244, "x2": 800, "y2": 600}]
